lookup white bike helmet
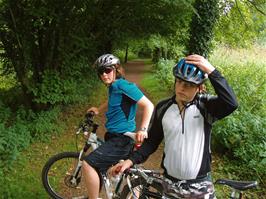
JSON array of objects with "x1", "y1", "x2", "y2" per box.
[{"x1": 95, "y1": 54, "x2": 120, "y2": 69}]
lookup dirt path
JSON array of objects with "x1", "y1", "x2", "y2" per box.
[
  {"x1": 124, "y1": 60, "x2": 152, "y2": 133},
  {"x1": 123, "y1": 60, "x2": 163, "y2": 169}
]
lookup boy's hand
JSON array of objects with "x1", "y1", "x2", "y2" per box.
[
  {"x1": 185, "y1": 54, "x2": 215, "y2": 74},
  {"x1": 87, "y1": 107, "x2": 99, "y2": 115},
  {"x1": 108, "y1": 159, "x2": 133, "y2": 176},
  {"x1": 135, "y1": 130, "x2": 148, "y2": 144}
]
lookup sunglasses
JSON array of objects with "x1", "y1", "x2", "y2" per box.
[{"x1": 98, "y1": 67, "x2": 113, "y2": 75}]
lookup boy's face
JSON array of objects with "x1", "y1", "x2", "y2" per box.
[
  {"x1": 98, "y1": 66, "x2": 116, "y2": 85},
  {"x1": 175, "y1": 78, "x2": 199, "y2": 104}
]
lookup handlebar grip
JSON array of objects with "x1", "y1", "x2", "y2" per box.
[
  {"x1": 85, "y1": 111, "x2": 95, "y2": 118},
  {"x1": 84, "y1": 131, "x2": 89, "y2": 136}
]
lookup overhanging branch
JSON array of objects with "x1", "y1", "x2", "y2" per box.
[{"x1": 246, "y1": 0, "x2": 266, "y2": 15}]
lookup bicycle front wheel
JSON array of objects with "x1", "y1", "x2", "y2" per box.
[
  {"x1": 120, "y1": 177, "x2": 164, "y2": 199},
  {"x1": 42, "y1": 152, "x2": 88, "y2": 199}
]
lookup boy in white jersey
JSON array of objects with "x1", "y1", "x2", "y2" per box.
[{"x1": 110, "y1": 54, "x2": 238, "y2": 198}]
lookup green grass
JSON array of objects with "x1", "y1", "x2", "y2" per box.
[
  {"x1": 140, "y1": 73, "x2": 172, "y2": 104},
  {"x1": 209, "y1": 45, "x2": 266, "y2": 68},
  {"x1": 1, "y1": 132, "x2": 83, "y2": 198},
  {"x1": 142, "y1": 58, "x2": 153, "y2": 65}
]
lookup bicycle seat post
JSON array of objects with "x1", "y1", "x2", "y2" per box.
[{"x1": 230, "y1": 189, "x2": 236, "y2": 199}]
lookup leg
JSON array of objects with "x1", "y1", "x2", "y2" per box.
[
  {"x1": 82, "y1": 160, "x2": 100, "y2": 199},
  {"x1": 82, "y1": 134, "x2": 134, "y2": 198}
]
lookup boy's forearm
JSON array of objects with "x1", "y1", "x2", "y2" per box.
[
  {"x1": 140, "y1": 101, "x2": 154, "y2": 130},
  {"x1": 208, "y1": 69, "x2": 238, "y2": 115},
  {"x1": 98, "y1": 101, "x2": 108, "y2": 112},
  {"x1": 137, "y1": 96, "x2": 154, "y2": 130}
]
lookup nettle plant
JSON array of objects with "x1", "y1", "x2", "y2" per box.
[{"x1": 212, "y1": 61, "x2": 266, "y2": 179}]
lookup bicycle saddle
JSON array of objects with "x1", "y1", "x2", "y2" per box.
[{"x1": 215, "y1": 179, "x2": 258, "y2": 191}]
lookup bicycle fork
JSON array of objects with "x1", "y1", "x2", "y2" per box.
[
  {"x1": 68, "y1": 150, "x2": 84, "y2": 186},
  {"x1": 70, "y1": 141, "x2": 92, "y2": 186}
]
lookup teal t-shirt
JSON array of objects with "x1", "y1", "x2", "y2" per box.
[{"x1": 105, "y1": 78, "x2": 144, "y2": 133}]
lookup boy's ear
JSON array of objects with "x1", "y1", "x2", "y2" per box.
[
  {"x1": 199, "y1": 84, "x2": 206, "y2": 93},
  {"x1": 114, "y1": 63, "x2": 120, "y2": 69}
]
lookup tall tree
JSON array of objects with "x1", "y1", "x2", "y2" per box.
[
  {"x1": 186, "y1": 0, "x2": 220, "y2": 57},
  {"x1": 0, "y1": 0, "x2": 94, "y2": 110},
  {"x1": 87, "y1": 0, "x2": 193, "y2": 54}
]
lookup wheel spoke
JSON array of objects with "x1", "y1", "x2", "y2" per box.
[{"x1": 42, "y1": 152, "x2": 88, "y2": 199}]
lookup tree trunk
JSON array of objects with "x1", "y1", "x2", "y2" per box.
[
  {"x1": 186, "y1": 0, "x2": 219, "y2": 58},
  {"x1": 124, "y1": 43, "x2": 128, "y2": 63},
  {"x1": 152, "y1": 47, "x2": 161, "y2": 63}
]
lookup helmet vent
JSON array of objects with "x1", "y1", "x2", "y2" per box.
[{"x1": 173, "y1": 58, "x2": 207, "y2": 85}]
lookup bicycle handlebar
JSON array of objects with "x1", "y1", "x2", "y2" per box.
[
  {"x1": 76, "y1": 112, "x2": 98, "y2": 135},
  {"x1": 125, "y1": 165, "x2": 161, "y2": 180},
  {"x1": 84, "y1": 111, "x2": 95, "y2": 123}
]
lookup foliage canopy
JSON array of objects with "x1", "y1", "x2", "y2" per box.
[{"x1": 0, "y1": 0, "x2": 195, "y2": 110}]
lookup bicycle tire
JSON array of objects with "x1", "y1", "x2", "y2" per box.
[
  {"x1": 42, "y1": 152, "x2": 88, "y2": 199},
  {"x1": 120, "y1": 177, "x2": 165, "y2": 199}
]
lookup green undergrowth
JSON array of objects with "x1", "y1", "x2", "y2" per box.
[
  {"x1": 140, "y1": 73, "x2": 172, "y2": 104},
  {"x1": 0, "y1": 84, "x2": 107, "y2": 199},
  {"x1": 139, "y1": 53, "x2": 265, "y2": 198}
]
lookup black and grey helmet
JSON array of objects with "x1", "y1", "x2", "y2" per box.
[{"x1": 94, "y1": 54, "x2": 120, "y2": 69}]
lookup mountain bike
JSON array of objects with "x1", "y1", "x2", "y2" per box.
[
  {"x1": 42, "y1": 112, "x2": 258, "y2": 199},
  {"x1": 42, "y1": 112, "x2": 139, "y2": 199},
  {"x1": 120, "y1": 165, "x2": 258, "y2": 199}
]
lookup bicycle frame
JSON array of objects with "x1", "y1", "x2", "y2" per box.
[
  {"x1": 64, "y1": 121, "x2": 99, "y2": 189},
  {"x1": 42, "y1": 112, "x2": 139, "y2": 199},
  {"x1": 74, "y1": 115, "x2": 133, "y2": 199},
  {"x1": 43, "y1": 113, "x2": 258, "y2": 199},
  {"x1": 124, "y1": 166, "x2": 258, "y2": 199}
]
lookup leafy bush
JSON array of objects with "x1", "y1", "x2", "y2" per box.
[
  {"x1": 31, "y1": 59, "x2": 98, "y2": 105},
  {"x1": 0, "y1": 56, "x2": 102, "y2": 172},
  {"x1": 0, "y1": 101, "x2": 64, "y2": 169},
  {"x1": 210, "y1": 58, "x2": 266, "y2": 179},
  {"x1": 113, "y1": 49, "x2": 138, "y2": 63},
  {"x1": 0, "y1": 72, "x2": 17, "y2": 90},
  {"x1": 154, "y1": 58, "x2": 175, "y2": 91},
  {"x1": 0, "y1": 105, "x2": 29, "y2": 168}
]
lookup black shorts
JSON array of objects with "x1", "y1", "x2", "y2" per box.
[{"x1": 83, "y1": 132, "x2": 134, "y2": 173}]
